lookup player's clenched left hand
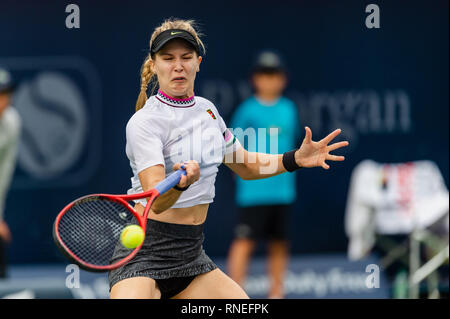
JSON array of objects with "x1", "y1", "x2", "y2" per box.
[
  {"x1": 173, "y1": 160, "x2": 200, "y2": 188},
  {"x1": 295, "y1": 127, "x2": 349, "y2": 170}
]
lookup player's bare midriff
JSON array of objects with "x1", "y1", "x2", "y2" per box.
[{"x1": 134, "y1": 203, "x2": 209, "y2": 225}]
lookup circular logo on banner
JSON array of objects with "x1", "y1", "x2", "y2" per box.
[{"x1": 14, "y1": 72, "x2": 87, "y2": 179}]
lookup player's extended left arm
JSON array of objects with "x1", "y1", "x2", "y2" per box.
[{"x1": 224, "y1": 127, "x2": 349, "y2": 180}]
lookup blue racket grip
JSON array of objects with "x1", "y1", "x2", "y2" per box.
[{"x1": 154, "y1": 167, "x2": 187, "y2": 195}]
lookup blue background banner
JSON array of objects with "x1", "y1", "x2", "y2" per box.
[{"x1": 0, "y1": 0, "x2": 448, "y2": 264}]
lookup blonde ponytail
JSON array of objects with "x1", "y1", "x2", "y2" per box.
[{"x1": 135, "y1": 55, "x2": 155, "y2": 111}]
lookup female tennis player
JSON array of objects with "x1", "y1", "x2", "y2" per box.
[{"x1": 109, "y1": 18, "x2": 349, "y2": 299}]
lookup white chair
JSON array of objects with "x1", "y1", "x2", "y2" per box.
[{"x1": 345, "y1": 160, "x2": 449, "y2": 298}]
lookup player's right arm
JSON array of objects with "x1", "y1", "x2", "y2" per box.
[{"x1": 138, "y1": 161, "x2": 200, "y2": 214}]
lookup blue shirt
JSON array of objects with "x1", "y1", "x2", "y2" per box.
[{"x1": 230, "y1": 96, "x2": 300, "y2": 207}]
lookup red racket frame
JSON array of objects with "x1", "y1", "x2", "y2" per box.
[{"x1": 53, "y1": 190, "x2": 160, "y2": 272}]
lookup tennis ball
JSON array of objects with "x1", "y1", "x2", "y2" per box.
[{"x1": 120, "y1": 225, "x2": 145, "y2": 249}]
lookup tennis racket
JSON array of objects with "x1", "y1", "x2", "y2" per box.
[{"x1": 53, "y1": 168, "x2": 186, "y2": 272}]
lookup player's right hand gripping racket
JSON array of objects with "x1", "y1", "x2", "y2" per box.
[{"x1": 53, "y1": 168, "x2": 186, "y2": 272}]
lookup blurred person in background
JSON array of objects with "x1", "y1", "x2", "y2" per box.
[
  {"x1": 227, "y1": 51, "x2": 301, "y2": 298},
  {"x1": 0, "y1": 67, "x2": 21, "y2": 278}
]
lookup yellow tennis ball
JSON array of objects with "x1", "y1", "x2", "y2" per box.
[{"x1": 120, "y1": 225, "x2": 145, "y2": 249}]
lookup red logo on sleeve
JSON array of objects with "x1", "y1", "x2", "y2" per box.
[{"x1": 206, "y1": 109, "x2": 216, "y2": 120}]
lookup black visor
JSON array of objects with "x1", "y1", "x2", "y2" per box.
[{"x1": 151, "y1": 29, "x2": 202, "y2": 56}]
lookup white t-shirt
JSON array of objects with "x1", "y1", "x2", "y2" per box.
[{"x1": 125, "y1": 90, "x2": 241, "y2": 208}]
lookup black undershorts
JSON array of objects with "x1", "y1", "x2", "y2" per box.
[{"x1": 154, "y1": 275, "x2": 197, "y2": 299}]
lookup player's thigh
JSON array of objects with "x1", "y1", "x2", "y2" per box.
[
  {"x1": 171, "y1": 268, "x2": 249, "y2": 299},
  {"x1": 110, "y1": 276, "x2": 161, "y2": 299}
]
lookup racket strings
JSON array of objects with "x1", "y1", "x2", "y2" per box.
[{"x1": 58, "y1": 197, "x2": 135, "y2": 266}]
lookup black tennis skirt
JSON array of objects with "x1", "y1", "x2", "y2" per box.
[{"x1": 108, "y1": 217, "x2": 217, "y2": 290}]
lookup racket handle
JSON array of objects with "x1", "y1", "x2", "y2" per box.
[{"x1": 154, "y1": 168, "x2": 187, "y2": 195}]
